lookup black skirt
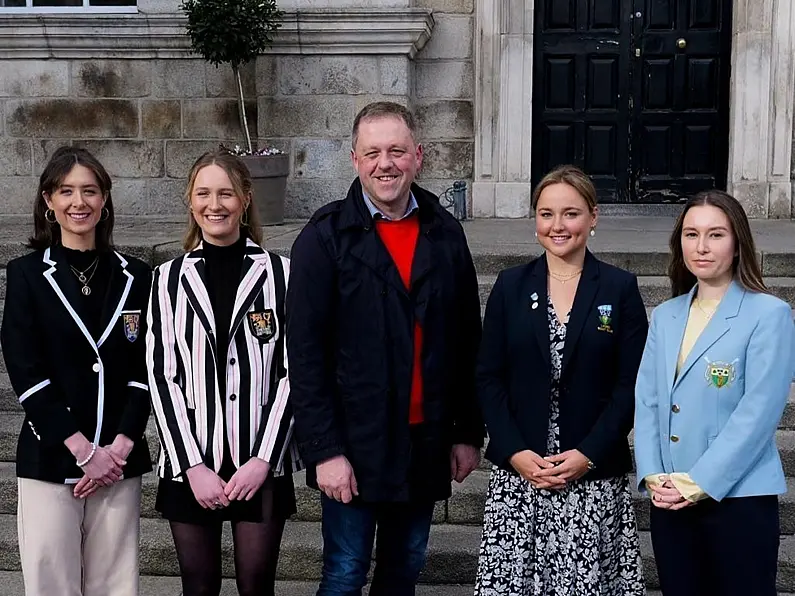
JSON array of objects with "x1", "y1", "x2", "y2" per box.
[{"x1": 156, "y1": 458, "x2": 297, "y2": 525}]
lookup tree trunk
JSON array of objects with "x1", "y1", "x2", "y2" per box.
[{"x1": 233, "y1": 65, "x2": 253, "y2": 153}]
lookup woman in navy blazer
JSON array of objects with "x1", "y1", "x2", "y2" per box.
[
  {"x1": 474, "y1": 165, "x2": 647, "y2": 595},
  {"x1": 634, "y1": 190, "x2": 795, "y2": 596}
]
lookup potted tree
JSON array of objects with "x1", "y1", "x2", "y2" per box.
[{"x1": 181, "y1": 0, "x2": 289, "y2": 225}]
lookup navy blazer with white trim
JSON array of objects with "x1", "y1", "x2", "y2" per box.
[{"x1": 1, "y1": 246, "x2": 153, "y2": 483}]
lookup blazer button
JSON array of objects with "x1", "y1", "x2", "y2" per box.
[
  {"x1": 670, "y1": 435, "x2": 680, "y2": 443},
  {"x1": 671, "y1": 404, "x2": 680, "y2": 414},
  {"x1": 92, "y1": 363, "x2": 100, "y2": 373},
  {"x1": 229, "y1": 394, "x2": 237, "y2": 402},
  {"x1": 230, "y1": 358, "x2": 236, "y2": 365}
]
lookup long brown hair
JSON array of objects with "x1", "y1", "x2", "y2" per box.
[
  {"x1": 531, "y1": 164, "x2": 598, "y2": 212},
  {"x1": 182, "y1": 150, "x2": 263, "y2": 251},
  {"x1": 28, "y1": 146, "x2": 115, "y2": 251},
  {"x1": 668, "y1": 190, "x2": 768, "y2": 297}
]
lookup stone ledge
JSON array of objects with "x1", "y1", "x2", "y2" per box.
[{"x1": 0, "y1": 9, "x2": 434, "y2": 59}]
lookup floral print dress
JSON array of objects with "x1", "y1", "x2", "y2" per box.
[{"x1": 474, "y1": 296, "x2": 645, "y2": 596}]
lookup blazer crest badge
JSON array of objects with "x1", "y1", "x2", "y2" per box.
[
  {"x1": 705, "y1": 360, "x2": 736, "y2": 389},
  {"x1": 248, "y1": 310, "x2": 276, "y2": 342},
  {"x1": 121, "y1": 311, "x2": 140, "y2": 342},
  {"x1": 597, "y1": 304, "x2": 613, "y2": 333}
]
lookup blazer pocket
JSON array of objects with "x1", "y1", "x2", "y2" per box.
[{"x1": 247, "y1": 309, "x2": 279, "y2": 344}]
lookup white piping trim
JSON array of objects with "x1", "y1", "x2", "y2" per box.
[
  {"x1": 97, "y1": 252, "x2": 133, "y2": 348},
  {"x1": 42, "y1": 248, "x2": 120, "y2": 447},
  {"x1": 19, "y1": 379, "x2": 51, "y2": 403},
  {"x1": 127, "y1": 381, "x2": 148, "y2": 391}
]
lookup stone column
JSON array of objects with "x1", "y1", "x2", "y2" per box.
[
  {"x1": 727, "y1": 0, "x2": 795, "y2": 217},
  {"x1": 472, "y1": 0, "x2": 534, "y2": 217}
]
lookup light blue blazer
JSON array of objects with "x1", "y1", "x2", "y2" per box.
[{"x1": 634, "y1": 280, "x2": 795, "y2": 501}]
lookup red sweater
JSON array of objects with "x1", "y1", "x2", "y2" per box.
[{"x1": 374, "y1": 215, "x2": 424, "y2": 424}]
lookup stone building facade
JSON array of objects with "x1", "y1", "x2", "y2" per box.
[{"x1": 0, "y1": 0, "x2": 792, "y2": 218}]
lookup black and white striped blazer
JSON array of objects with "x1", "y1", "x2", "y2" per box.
[{"x1": 146, "y1": 239, "x2": 302, "y2": 480}]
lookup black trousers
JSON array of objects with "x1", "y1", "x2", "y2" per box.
[{"x1": 650, "y1": 495, "x2": 779, "y2": 596}]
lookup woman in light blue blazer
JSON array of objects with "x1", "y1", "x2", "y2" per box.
[{"x1": 634, "y1": 189, "x2": 794, "y2": 596}]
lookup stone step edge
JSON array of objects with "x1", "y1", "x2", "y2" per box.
[
  {"x1": 0, "y1": 516, "x2": 793, "y2": 588},
  {"x1": 0, "y1": 572, "x2": 690, "y2": 596}
]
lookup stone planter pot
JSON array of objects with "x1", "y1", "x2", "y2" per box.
[{"x1": 241, "y1": 153, "x2": 289, "y2": 226}]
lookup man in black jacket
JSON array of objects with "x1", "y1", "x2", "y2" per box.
[{"x1": 287, "y1": 102, "x2": 484, "y2": 595}]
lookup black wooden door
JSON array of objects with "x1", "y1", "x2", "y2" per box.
[
  {"x1": 531, "y1": 0, "x2": 732, "y2": 203},
  {"x1": 631, "y1": 0, "x2": 732, "y2": 201},
  {"x1": 532, "y1": 0, "x2": 632, "y2": 202}
]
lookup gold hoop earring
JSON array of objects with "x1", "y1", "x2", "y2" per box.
[
  {"x1": 45, "y1": 209, "x2": 57, "y2": 224},
  {"x1": 100, "y1": 207, "x2": 110, "y2": 222},
  {"x1": 240, "y1": 209, "x2": 249, "y2": 228}
]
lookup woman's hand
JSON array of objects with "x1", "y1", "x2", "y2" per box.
[
  {"x1": 649, "y1": 478, "x2": 692, "y2": 509},
  {"x1": 81, "y1": 447, "x2": 125, "y2": 486},
  {"x1": 535, "y1": 449, "x2": 592, "y2": 483},
  {"x1": 107, "y1": 434, "x2": 135, "y2": 462},
  {"x1": 509, "y1": 450, "x2": 565, "y2": 490},
  {"x1": 186, "y1": 464, "x2": 230, "y2": 510},
  {"x1": 224, "y1": 457, "x2": 271, "y2": 501}
]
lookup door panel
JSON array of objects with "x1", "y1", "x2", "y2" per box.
[
  {"x1": 531, "y1": 0, "x2": 731, "y2": 203},
  {"x1": 631, "y1": 0, "x2": 731, "y2": 201},
  {"x1": 532, "y1": 0, "x2": 631, "y2": 202}
]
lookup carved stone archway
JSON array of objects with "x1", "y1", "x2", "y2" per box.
[{"x1": 472, "y1": 0, "x2": 795, "y2": 218}]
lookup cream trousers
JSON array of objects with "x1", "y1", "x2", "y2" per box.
[{"x1": 18, "y1": 476, "x2": 142, "y2": 596}]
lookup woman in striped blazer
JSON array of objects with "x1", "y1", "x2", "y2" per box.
[{"x1": 146, "y1": 150, "x2": 302, "y2": 596}]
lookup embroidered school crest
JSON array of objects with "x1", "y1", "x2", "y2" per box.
[
  {"x1": 247, "y1": 310, "x2": 276, "y2": 342},
  {"x1": 122, "y1": 313, "x2": 140, "y2": 342},
  {"x1": 705, "y1": 361, "x2": 735, "y2": 389},
  {"x1": 597, "y1": 304, "x2": 613, "y2": 333}
]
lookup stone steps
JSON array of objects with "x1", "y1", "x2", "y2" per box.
[
  {"x1": 3, "y1": 463, "x2": 795, "y2": 536},
  {"x1": 0, "y1": 514, "x2": 792, "y2": 591},
  {"x1": 0, "y1": 573, "x2": 481, "y2": 596}
]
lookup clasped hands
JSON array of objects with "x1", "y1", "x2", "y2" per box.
[
  {"x1": 648, "y1": 474, "x2": 695, "y2": 510},
  {"x1": 509, "y1": 449, "x2": 591, "y2": 490},
  {"x1": 185, "y1": 457, "x2": 271, "y2": 510},
  {"x1": 65, "y1": 433, "x2": 134, "y2": 500}
]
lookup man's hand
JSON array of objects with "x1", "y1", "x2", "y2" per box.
[
  {"x1": 450, "y1": 444, "x2": 481, "y2": 483},
  {"x1": 509, "y1": 450, "x2": 565, "y2": 490},
  {"x1": 534, "y1": 449, "x2": 591, "y2": 483},
  {"x1": 317, "y1": 455, "x2": 358, "y2": 503},
  {"x1": 225, "y1": 457, "x2": 271, "y2": 501}
]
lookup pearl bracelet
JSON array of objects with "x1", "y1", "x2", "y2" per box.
[{"x1": 76, "y1": 444, "x2": 97, "y2": 467}]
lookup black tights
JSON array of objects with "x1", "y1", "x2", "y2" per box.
[{"x1": 169, "y1": 484, "x2": 286, "y2": 596}]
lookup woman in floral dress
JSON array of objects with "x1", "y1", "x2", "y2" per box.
[{"x1": 475, "y1": 165, "x2": 647, "y2": 595}]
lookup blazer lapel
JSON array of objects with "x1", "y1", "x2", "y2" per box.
[
  {"x1": 561, "y1": 251, "x2": 600, "y2": 375},
  {"x1": 229, "y1": 239, "x2": 270, "y2": 343},
  {"x1": 180, "y1": 244, "x2": 217, "y2": 347},
  {"x1": 524, "y1": 257, "x2": 550, "y2": 368},
  {"x1": 672, "y1": 281, "x2": 743, "y2": 392},
  {"x1": 664, "y1": 287, "x2": 695, "y2": 396},
  {"x1": 96, "y1": 252, "x2": 134, "y2": 348},
  {"x1": 42, "y1": 246, "x2": 97, "y2": 352}
]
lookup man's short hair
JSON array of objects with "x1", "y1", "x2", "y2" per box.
[{"x1": 351, "y1": 101, "x2": 418, "y2": 149}]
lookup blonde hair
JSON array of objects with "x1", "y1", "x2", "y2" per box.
[
  {"x1": 531, "y1": 164, "x2": 598, "y2": 212},
  {"x1": 182, "y1": 150, "x2": 263, "y2": 251}
]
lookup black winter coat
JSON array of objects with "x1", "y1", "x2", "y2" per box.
[{"x1": 287, "y1": 179, "x2": 484, "y2": 503}]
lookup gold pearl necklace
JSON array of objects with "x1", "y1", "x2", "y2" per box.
[{"x1": 548, "y1": 269, "x2": 582, "y2": 284}]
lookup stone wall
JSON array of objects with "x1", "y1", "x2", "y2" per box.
[
  {"x1": 0, "y1": 1, "x2": 466, "y2": 220},
  {"x1": 0, "y1": 57, "x2": 256, "y2": 217}
]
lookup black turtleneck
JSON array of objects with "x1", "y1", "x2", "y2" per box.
[
  {"x1": 62, "y1": 246, "x2": 111, "y2": 340},
  {"x1": 203, "y1": 235, "x2": 246, "y2": 372}
]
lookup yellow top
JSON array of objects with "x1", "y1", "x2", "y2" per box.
[{"x1": 643, "y1": 298, "x2": 720, "y2": 503}]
